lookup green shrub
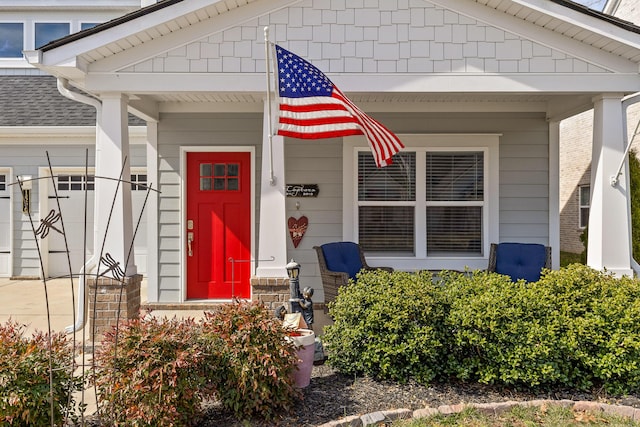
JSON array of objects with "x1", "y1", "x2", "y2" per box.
[
  {"x1": 326, "y1": 266, "x2": 640, "y2": 394},
  {"x1": 0, "y1": 320, "x2": 83, "y2": 426},
  {"x1": 199, "y1": 301, "x2": 300, "y2": 421},
  {"x1": 90, "y1": 316, "x2": 208, "y2": 426},
  {"x1": 444, "y1": 265, "x2": 640, "y2": 393},
  {"x1": 538, "y1": 264, "x2": 640, "y2": 393},
  {"x1": 443, "y1": 270, "x2": 576, "y2": 388},
  {"x1": 323, "y1": 270, "x2": 447, "y2": 384}
]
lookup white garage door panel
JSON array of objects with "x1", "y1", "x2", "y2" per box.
[
  {"x1": 0, "y1": 174, "x2": 10, "y2": 277},
  {"x1": 48, "y1": 174, "x2": 95, "y2": 279},
  {"x1": 47, "y1": 173, "x2": 148, "y2": 279}
]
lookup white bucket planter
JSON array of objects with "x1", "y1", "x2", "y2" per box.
[{"x1": 288, "y1": 328, "x2": 315, "y2": 388}]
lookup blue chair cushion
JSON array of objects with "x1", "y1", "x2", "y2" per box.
[
  {"x1": 321, "y1": 242, "x2": 363, "y2": 281},
  {"x1": 495, "y1": 243, "x2": 547, "y2": 283}
]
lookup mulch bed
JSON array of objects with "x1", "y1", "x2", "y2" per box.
[{"x1": 196, "y1": 364, "x2": 640, "y2": 426}]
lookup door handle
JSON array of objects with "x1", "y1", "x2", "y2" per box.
[{"x1": 187, "y1": 232, "x2": 194, "y2": 257}]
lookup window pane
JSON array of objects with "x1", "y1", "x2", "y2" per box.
[
  {"x1": 200, "y1": 178, "x2": 211, "y2": 191},
  {"x1": 35, "y1": 23, "x2": 70, "y2": 48},
  {"x1": 580, "y1": 207, "x2": 589, "y2": 228},
  {"x1": 213, "y1": 178, "x2": 225, "y2": 190},
  {"x1": 200, "y1": 163, "x2": 211, "y2": 177},
  {"x1": 0, "y1": 23, "x2": 24, "y2": 58},
  {"x1": 227, "y1": 178, "x2": 239, "y2": 191},
  {"x1": 579, "y1": 186, "x2": 590, "y2": 206},
  {"x1": 359, "y1": 206, "x2": 414, "y2": 254},
  {"x1": 427, "y1": 206, "x2": 482, "y2": 255},
  {"x1": 426, "y1": 152, "x2": 483, "y2": 201},
  {"x1": 214, "y1": 164, "x2": 225, "y2": 176},
  {"x1": 358, "y1": 152, "x2": 415, "y2": 201},
  {"x1": 80, "y1": 22, "x2": 99, "y2": 31},
  {"x1": 227, "y1": 164, "x2": 239, "y2": 177}
]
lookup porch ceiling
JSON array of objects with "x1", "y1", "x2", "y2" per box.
[{"x1": 129, "y1": 91, "x2": 592, "y2": 120}]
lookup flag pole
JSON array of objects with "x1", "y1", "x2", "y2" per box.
[{"x1": 264, "y1": 27, "x2": 275, "y2": 185}]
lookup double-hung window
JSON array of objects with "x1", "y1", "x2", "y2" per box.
[
  {"x1": 578, "y1": 185, "x2": 590, "y2": 229},
  {"x1": 345, "y1": 134, "x2": 499, "y2": 271}
]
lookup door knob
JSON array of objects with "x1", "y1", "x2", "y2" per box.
[{"x1": 187, "y1": 232, "x2": 194, "y2": 257}]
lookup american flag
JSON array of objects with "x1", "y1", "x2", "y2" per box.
[{"x1": 274, "y1": 44, "x2": 404, "y2": 168}]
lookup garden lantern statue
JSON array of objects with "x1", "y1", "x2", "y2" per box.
[{"x1": 286, "y1": 258, "x2": 302, "y2": 314}]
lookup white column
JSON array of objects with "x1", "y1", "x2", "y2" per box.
[
  {"x1": 587, "y1": 94, "x2": 632, "y2": 276},
  {"x1": 548, "y1": 120, "x2": 560, "y2": 269},
  {"x1": 256, "y1": 100, "x2": 287, "y2": 277},
  {"x1": 95, "y1": 93, "x2": 137, "y2": 277},
  {"x1": 145, "y1": 121, "x2": 159, "y2": 301}
]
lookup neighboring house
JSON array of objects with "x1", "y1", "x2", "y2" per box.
[
  {"x1": 559, "y1": 0, "x2": 640, "y2": 256},
  {"x1": 16, "y1": 0, "x2": 640, "y2": 308},
  {"x1": 0, "y1": 0, "x2": 148, "y2": 279}
]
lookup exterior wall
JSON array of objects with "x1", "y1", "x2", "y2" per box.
[
  {"x1": 156, "y1": 113, "x2": 263, "y2": 302},
  {"x1": 0, "y1": 144, "x2": 146, "y2": 278},
  {"x1": 286, "y1": 112, "x2": 548, "y2": 302},
  {"x1": 120, "y1": 1, "x2": 609, "y2": 75},
  {"x1": 559, "y1": 111, "x2": 593, "y2": 254}
]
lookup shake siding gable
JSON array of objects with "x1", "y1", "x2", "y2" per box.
[{"x1": 118, "y1": 2, "x2": 609, "y2": 75}]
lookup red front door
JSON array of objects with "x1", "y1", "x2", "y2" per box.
[{"x1": 186, "y1": 152, "x2": 251, "y2": 299}]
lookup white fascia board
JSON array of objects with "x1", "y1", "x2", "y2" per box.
[
  {"x1": 513, "y1": 0, "x2": 640, "y2": 49},
  {"x1": 428, "y1": 0, "x2": 640, "y2": 73},
  {"x1": 89, "y1": 0, "x2": 302, "y2": 73},
  {"x1": 84, "y1": 71, "x2": 640, "y2": 94}
]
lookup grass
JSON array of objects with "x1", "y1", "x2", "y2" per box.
[
  {"x1": 560, "y1": 250, "x2": 584, "y2": 267},
  {"x1": 393, "y1": 405, "x2": 640, "y2": 426}
]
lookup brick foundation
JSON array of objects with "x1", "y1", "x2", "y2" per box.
[
  {"x1": 250, "y1": 276, "x2": 291, "y2": 313},
  {"x1": 88, "y1": 274, "x2": 142, "y2": 340}
]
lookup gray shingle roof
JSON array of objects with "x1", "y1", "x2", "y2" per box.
[{"x1": 0, "y1": 75, "x2": 144, "y2": 127}]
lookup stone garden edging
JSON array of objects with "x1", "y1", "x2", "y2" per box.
[{"x1": 317, "y1": 400, "x2": 640, "y2": 426}]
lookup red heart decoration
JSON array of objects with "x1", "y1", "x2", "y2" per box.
[{"x1": 288, "y1": 216, "x2": 308, "y2": 248}]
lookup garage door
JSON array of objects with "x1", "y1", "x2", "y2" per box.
[
  {"x1": 0, "y1": 172, "x2": 11, "y2": 277},
  {"x1": 47, "y1": 172, "x2": 148, "y2": 279}
]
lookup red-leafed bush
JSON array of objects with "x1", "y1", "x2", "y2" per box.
[
  {"x1": 90, "y1": 316, "x2": 208, "y2": 426},
  {"x1": 199, "y1": 301, "x2": 301, "y2": 421},
  {"x1": 0, "y1": 320, "x2": 82, "y2": 426}
]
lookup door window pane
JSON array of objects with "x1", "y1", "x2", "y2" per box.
[
  {"x1": 35, "y1": 22, "x2": 70, "y2": 48},
  {"x1": 0, "y1": 23, "x2": 24, "y2": 58}
]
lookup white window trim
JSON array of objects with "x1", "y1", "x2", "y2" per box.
[{"x1": 343, "y1": 134, "x2": 500, "y2": 272}]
